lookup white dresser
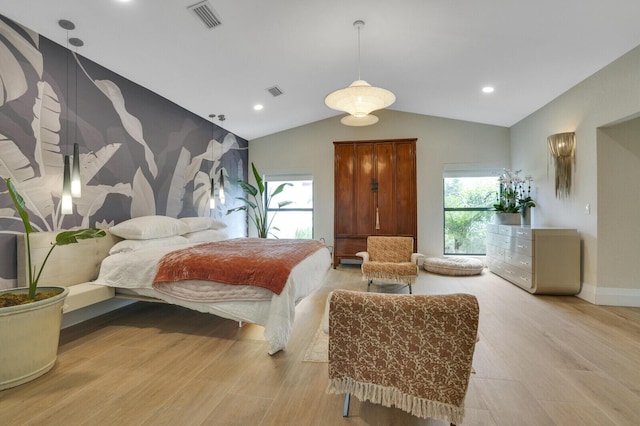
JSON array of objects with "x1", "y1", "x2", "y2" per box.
[{"x1": 486, "y1": 224, "x2": 580, "y2": 295}]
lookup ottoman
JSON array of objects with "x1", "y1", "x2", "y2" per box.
[{"x1": 423, "y1": 256, "x2": 484, "y2": 276}]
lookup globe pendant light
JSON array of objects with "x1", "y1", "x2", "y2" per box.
[{"x1": 324, "y1": 20, "x2": 395, "y2": 126}]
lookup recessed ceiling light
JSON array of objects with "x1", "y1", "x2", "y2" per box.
[
  {"x1": 482, "y1": 86, "x2": 495, "y2": 94},
  {"x1": 253, "y1": 104, "x2": 264, "y2": 111}
]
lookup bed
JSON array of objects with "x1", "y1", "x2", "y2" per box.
[{"x1": 17, "y1": 216, "x2": 331, "y2": 354}]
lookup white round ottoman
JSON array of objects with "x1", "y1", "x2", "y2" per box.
[{"x1": 423, "y1": 256, "x2": 484, "y2": 276}]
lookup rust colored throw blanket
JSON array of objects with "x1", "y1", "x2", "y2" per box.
[{"x1": 153, "y1": 238, "x2": 325, "y2": 295}]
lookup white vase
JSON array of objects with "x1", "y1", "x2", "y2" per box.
[
  {"x1": 0, "y1": 286, "x2": 69, "y2": 390},
  {"x1": 520, "y1": 207, "x2": 531, "y2": 226}
]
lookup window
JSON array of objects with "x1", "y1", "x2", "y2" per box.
[
  {"x1": 443, "y1": 172, "x2": 499, "y2": 255},
  {"x1": 265, "y1": 176, "x2": 313, "y2": 239}
]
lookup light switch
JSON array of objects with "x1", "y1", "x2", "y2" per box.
[{"x1": 585, "y1": 203, "x2": 590, "y2": 215}]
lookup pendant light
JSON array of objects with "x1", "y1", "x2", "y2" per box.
[
  {"x1": 208, "y1": 114, "x2": 216, "y2": 210},
  {"x1": 59, "y1": 19, "x2": 75, "y2": 214},
  {"x1": 324, "y1": 20, "x2": 395, "y2": 126},
  {"x1": 61, "y1": 155, "x2": 73, "y2": 214},
  {"x1": 69, "y1": 37, "x2": 84, "y2": 198},
  {"x1": 217, "y1": 114, "x2": 226, "y2": 205}
]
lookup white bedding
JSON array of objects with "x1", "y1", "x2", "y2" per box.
[{"x1": 94, "y1": 241, "x2": 331, "y2": 354}]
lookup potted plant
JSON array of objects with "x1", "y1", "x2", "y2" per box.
[
  {"x1": 0, "y1": 178, "x2": 105, "y2": 390},
  {"x1": 493, "y1": 169, "x2": 536, "y2": 225},
  {"x1": 226, "y1": 162, "x2": 291, "y2": 238}
]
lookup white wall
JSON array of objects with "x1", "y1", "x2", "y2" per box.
[
  {"x1": 249, "y1": 109, "x2": 510, "y2": 257},
  {"x1": 510, "y1": 45, "x2": 640, "y2": 306},
  {"x1": 597, "y1": 117, "x2": 640, "y2": 292}
]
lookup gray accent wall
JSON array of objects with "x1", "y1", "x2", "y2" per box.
[{"x1": 0, "y1": 15, "x2": 248, "y2": 289}]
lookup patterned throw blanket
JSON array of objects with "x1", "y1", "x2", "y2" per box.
[{"x1": 153, "y1": 238, "x2": 325, "y2": 295}]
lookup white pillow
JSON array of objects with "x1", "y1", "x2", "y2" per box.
[
  {"x1": 109, "y1": 215, "x2": 189, "y2": 240},
  {"x1": 179, "y1": 216, "x2": 228, "y2": 231},
  {"x1": 183, "y1": 229, "x2": 228, "y2": 243},
  {"x1": 108, "y1": 235, "x2": 189, "y2": 255},
  {"x1": 180, "y1": 217, "x2": 213, "y2": 233},
  {"x1": 209, "y1": 219, "x2": 227, "y2": 230}
]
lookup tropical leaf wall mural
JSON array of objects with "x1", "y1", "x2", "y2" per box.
[{"x1": 0, "y1": 15, "x2": 248, "y2": 289}]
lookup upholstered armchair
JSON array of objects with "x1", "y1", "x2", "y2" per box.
[
  {"x1": 356, "y1": 236, "x2": 423, "y2": 294},
  {"x1": 326, "y1": 290, "x2": 479, "y2": 425}
]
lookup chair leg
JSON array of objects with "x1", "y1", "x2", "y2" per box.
[
  {"x1": 343, "y1": 393, "x2": 351, "y2": 417},
  {"x1": 408, "y1": 282, "x2": 412, "y2": 294},
  {"x1": 367, "y1": 280, "x2": 372, "y2": 292}
]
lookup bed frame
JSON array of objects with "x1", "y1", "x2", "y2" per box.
[
  {"x1": 18, "y1": 229, "x2": 332, "y2": 353},
  {"x1": 17, "y1": 230, "x2": 121, "y2": 312}
]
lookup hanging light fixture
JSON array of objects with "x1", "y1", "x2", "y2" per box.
[
  {"x1": 69, "y1": 36, "x2": 84, "y2": 198},
  {"x1": 61, "y1": 155, "x2": 73, "y2": 214},
  {"x1": 208, "y1": 114, "x2": 216, "y2": 210},
  {"x1": 547, "y1": 132, "x2": 576, "y2": 199},
  {"x1": 218, "y1": 114, "x2": 226, "y2": 205},
  {"x1": 324, "y1": 20, "x2": 395, "y2": 126},
  {"x1": 59, "y1": 19, "x2": 75, "y2": 214}
]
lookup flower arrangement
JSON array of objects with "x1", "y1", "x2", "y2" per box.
[{"x1": 493, "y1": 169, "x2": 535, "y2": 213}]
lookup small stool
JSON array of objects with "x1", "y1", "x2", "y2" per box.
[{"x1": 423, "y1": 256, "x2": 484, "y2": 276}]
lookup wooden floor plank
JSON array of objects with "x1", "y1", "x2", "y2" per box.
[{"x1": 1, "y1": 265, "x2": 639, "y2": 425}]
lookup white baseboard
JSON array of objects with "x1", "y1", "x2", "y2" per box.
[{"x1": 577, "y1": 283, "x2": 640, "y2": 307}]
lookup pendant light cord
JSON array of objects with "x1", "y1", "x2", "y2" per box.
[
  {"x1": 74, "y1": 49, "x2": 78, "y2": 147},
  {"x1": 354, "y1": 20, "x2": 364, "y2": 81},
  {"x1": 65, "y1": 30, "x2": 70, "y2": 157},
  {"x1": 357, "y1": 24, "x2": 361, "y2": 80}
]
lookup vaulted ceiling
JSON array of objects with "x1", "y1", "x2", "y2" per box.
[{"x1": 2, "y1": 0, "x2": 640, "y2": 140}]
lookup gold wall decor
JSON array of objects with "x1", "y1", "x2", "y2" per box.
[{"x1": 547, "y1": 132, "x2": 576, "y2": 199}]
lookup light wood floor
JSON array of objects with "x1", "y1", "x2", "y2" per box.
[{"x1": 2, "y1": 265, "x2": 640, "y2": 425}]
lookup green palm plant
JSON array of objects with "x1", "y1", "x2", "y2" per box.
[
  {"x1": 5, "y1": 178, "x2": 106, "y2": 301},
  {"x1": 226, "y1": 163, "x2": 291, "y2": 238}
]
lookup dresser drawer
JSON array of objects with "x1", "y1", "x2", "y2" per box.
[
  {"x1": 500, "y1": 264, "x2": 534, "y2": 289},
  {"x1": 487, "y1": 232, "x2": 511, "y2": 250},
  {"x1": 514, "y1": 227, "x2": 533, "y2": 240},
  {"x1": 504, "y1": 252, "x2": 533, "y2": 271},
  {"x1": 486, "y1": 257, "x2": 506, "y2": 275},
  {"x1": 513, "y1": 237, "x2": 532, "y2": 256},
  {"x1": 486, "y1": 223, "x2": 499, "y2": 234},
  {"x1": 498, "y1": 225, "x2": 516, "y2": 236},
  {"x1": 486, "y1": 243, "x2": 505, "y2": 258}
]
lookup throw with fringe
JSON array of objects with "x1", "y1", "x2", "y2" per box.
[{"x1": 326, "y1": 290, "x2": 479, "y2": 424}]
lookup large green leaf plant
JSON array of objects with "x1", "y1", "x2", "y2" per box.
[
  {"x1": 226, "y1": 163, "x2": 291, "y2": 238},
  {"x1": 5, "y1": 178, "x2": 106, "y2": 301}
]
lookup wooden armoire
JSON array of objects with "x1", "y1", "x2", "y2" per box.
[{"x1": 333, "y1": 138, "x2": 417, "y2": 268}]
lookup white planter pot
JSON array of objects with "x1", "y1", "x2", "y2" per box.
[
  {"x1": 0, "y1": 286, "x2": 69, "y2": 390},
  {"x1": 495, "y1": 212, "x2": 521, "y2": 225}
]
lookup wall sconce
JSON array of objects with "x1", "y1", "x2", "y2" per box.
[{"x1": 547, "y1": 132, "x2": 576, "y2": 199}]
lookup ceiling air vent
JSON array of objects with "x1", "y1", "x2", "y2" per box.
[
  {"x1": 188, "y1": 1, "x2": 222, "y2": 29},
  {"x1": 267, "y1": 85, "x2": 284, "y2": 97}
]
